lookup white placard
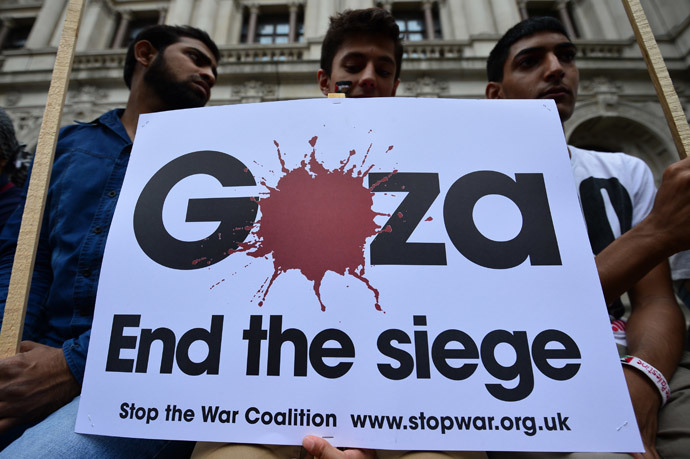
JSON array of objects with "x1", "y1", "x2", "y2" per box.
[{"x1": 77, "y1": 98, "x2": 641, "y2": 453}]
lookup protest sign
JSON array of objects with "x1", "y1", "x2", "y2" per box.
[{"x1": 77, "y1": 98, "x2": 642, "y2": 452}]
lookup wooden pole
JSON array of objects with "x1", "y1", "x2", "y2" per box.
[
  {"x1": 622, "y1": 0, "x2": 689, "y2": 160},
  {"x1": 0, "y1": 0, "x2": 86, "y2": 358}
]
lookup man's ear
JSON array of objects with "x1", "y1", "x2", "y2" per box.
[
  {"x1": 317, "y1": 69, "x2": 332, "y2": 96},
  {"x1": 134, "y1": 40, "x2": 158, "y2": 68},
  {"x1": 485, "y1": 82, "x2": 504, "y2": 100},
  {"x1": 390, "y1": 79, "x2": 400, "y2": 97}
]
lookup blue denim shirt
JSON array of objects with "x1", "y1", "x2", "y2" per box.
[{"x1": 0, "y1": 109, "x2": 131, "y2": 385}]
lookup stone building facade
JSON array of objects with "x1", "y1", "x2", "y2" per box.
[{"x1": 0, "y1": 0, "x2": 689, "y2": 181}]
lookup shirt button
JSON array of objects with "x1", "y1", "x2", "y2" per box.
[
  {"x1": 93, "y1": 226, "x2": 102, "y2": 234},
  {"x1": 108, "y1": 190, "x2": 117, "y2": 198},
  {"x1": 82, "y1": 269, "x2": 92, "y2": 278}
]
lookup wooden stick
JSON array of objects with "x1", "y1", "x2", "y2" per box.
[
  {"x1": 622, "y1": 0, "x2": 689, "y2": 160},
  {"x1": 0, "y1": 0, "x2": 86, "y2": 358}
]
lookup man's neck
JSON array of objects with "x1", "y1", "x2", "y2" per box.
[{"x1": 120, "y1": 84, "x2": 168, "y2": 141}]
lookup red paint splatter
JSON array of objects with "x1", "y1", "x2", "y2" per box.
[
  {"x1": 369, "y1": 170, "x2": 398, "y2": 191},
  {"x1": 192, "y1": 257, "x2": 207, "y2": 266},
  {"x1": 425, "y1": 216, "x2": 433, "y2": 221},
  {"x1": 397, "y1": 212, "x2": 403, "y2": 218},
  {"x1": 359, "y1": 144, "x2": 373, "y2": 169},
  {"x1": 385, "y1": 145, "x2": 394, "y2": 153},
  {"x1": 240, "y1": 136, "x2": 390, "y2": 311},
  {"x1": 209, "y1": 278, "x2": 227, "y2": 290}
]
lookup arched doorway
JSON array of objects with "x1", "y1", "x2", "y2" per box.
[{"x1": 567, "y1": 115, "x2": 676, "y2": 185}]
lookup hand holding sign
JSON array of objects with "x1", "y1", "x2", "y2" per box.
[
  {"x1": 0, "y1": 341, "x2": 79, "y2": 434},
  {"x1": 302, "y1": 436, "x2": 375, "y2": 459}
]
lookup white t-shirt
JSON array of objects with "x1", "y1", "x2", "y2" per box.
[
  {"x1": 670, "y1": 251, "x2": 690, "y2": 282},
  {"x1": 569, "y1": 146, "x2": 657, "y2": 344}
]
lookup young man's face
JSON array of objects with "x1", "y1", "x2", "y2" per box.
[
  {"x1": 317, "y1": 34, "x2": 399, "y2": 98},
  {"x1": 485, "y1": 31, "x2": 578, "y2": 122},
  {"x1": 144, "y1": 36, "x2": 218, "y2": 110}
]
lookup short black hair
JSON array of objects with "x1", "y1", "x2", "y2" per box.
[
  {"x1": 487, "y1": 17, "x2": 570, "y2": 82},
  {"x1": 320, "y1": 8, "x2": 403, "y2": 81},
  {"x1": 123, "y1": 25, "x2": 220, "y2": 88}
]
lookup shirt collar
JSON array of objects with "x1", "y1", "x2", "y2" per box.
[
  {"x1": 95, "y1": 109, "x2": 130, "y2": 144},
  {"x1": 75, "y1": 109, "x2": 130, "y2": 145}
]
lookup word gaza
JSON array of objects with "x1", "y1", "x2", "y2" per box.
[{"x1": 133, "y1": 151, "x2": 562, "y2": 270}]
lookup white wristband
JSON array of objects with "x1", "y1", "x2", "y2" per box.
[{"x1": 621, "y1": 355, "x2": 670, "y2": 406}]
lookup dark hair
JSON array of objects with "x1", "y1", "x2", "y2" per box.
[
  {"x1": 0, "y1": 108, "x2": 28, "y2": 186},
  {"x1": 320, "y1": 8, "x2": 403, "y2": 81},
  {"x1": 487, "y1": 16, "x2": 570, "y2": 82},
  {"x1": 123, "y1": 25, "x2": 220, "y2": 88}
]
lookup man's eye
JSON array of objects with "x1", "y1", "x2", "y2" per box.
[
  {"x1": 559, "y1": 51, "x2": 576, "y2": 63},
  {"x1": 344, "y1": 65, "x2": 361, "y2": 73},
  {"x1": 377, "y1": 69, "x2": 392, "y2": 77},
  {"x1": 517, "y1": 56, "x2": 538, "y2": 69},
  {"x1": 187, "y1": 52, "x2": 199, "y2": 62}
]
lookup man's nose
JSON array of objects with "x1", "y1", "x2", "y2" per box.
[
  {"x1": 358, "y1": 62, "x2": 377, "y2": 89},
  {"x1": 201, "y1": 66, "x2": 216, "y2": 88},
  {"x1": 544, "y1": 53, "x2": 565, "y2": 81}
]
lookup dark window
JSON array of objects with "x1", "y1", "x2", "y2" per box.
[
  {"x1": 241, "y1": 7, "x2": 304, "y2": 44},
  {"x1": 391, "y1": 3, "x2": 441, "y2": 41},
  {"x1": 257, "y1": 15, "x2": 290, "y2": 44},
  {"x1": 122, "y1": 15, "x2": 159, "y2": 48},
  {"x1": 1, "y1": 18, "x2": 34, "y2": 50},
  {"x1": 111, "y1": 12, "x2": 160, "y2": 49},
  {"x1": 396, "y1": 13, "x2": 426, "y2": 41}
]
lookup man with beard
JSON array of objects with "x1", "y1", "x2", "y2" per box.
[{"x1": 0, "y1": 24, "x2": 218, "y2": 456}]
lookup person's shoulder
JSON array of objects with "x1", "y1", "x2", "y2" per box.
[
  {"x1": 569, "y1": 145, "x2": 649, "y2": 174},
  {"x1": 57, "y1": 109, "x2": 126, "y2": 147}
]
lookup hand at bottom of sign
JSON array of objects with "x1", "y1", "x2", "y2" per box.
[
  {"x1": 302, "y1": 435, "x2": 376, "y2": 459},
  {"x1": 0, "y1": 341, "x2": 80, "y2": 434}
]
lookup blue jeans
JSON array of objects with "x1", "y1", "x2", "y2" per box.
[
  {"x1": 677, "y1": 281, "x2": 690, "y2": 309},
  {"x1": 0, "y1": 396, "x2": 194, "y2": 458}
]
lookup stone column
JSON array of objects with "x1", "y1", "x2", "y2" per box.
[
  {"x1": 158, "y1": 8, "x2": 167, "y2": 25},
  {"x1": 423, "y1": 1, "x2": 435, "y2": 40},
  {"x1": 517, "y1": 0, "x2": 528, "y2": 20},
  {"x1": 213, "y1": 0, "x2": 233, "y2": 45},
  {"x1": 25, "y1": 0, "x2": 68, "y2": 48},
  {"x1": 111, "y1": 11, "x2": 131, "y2": 48},
  {"x1": 444, "y1": 0, "x2": 469, "y2": 39},
  {"x1": 166, "y1": 0, "x2": 194, "y2": 26},
  {"x1": 288, "y1": 3, "x2": 299, "y2": 43},
  {"x1": 489, "y1": 0, "x2": 521, "y2": 33},
  {"x1": 463, "y1": 0, "x2": 496, "y2": 35},
  {"x1": 586, "y1": 0, "x2": 617, "y2": 39},
  {"x1": 194, "y1": 0, "x2": 218, "y2": 35},
  {"x1": 556, "y1": 0, "x2": 577, "y2": 38},
  {"x1": 76, "y1": 0, "x2": 109, "y2": 51},
  {"x1": 380, "y1": 1, "x2": 393, "y2": 12},
  {"x1": 246, "y1": 4, "x2": 259, "y2": 43}
]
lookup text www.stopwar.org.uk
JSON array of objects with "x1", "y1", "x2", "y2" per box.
[{"x1": 350, "y1": 412, "x2": 571, "y2": 436}]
